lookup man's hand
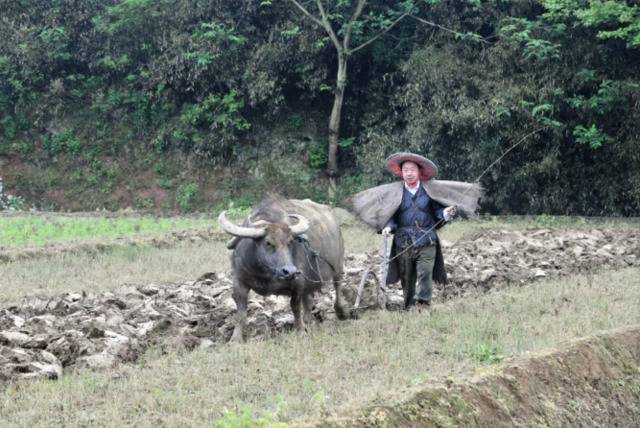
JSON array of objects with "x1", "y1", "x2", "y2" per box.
[
  {"x1": 444, "y1": 206, "x2": 458, "y2": 220},
  {"x1": 382, "y1": 226, "x2": 392, "y2": 236}
]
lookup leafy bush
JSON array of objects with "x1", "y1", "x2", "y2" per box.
[
  {"x1": 213, "y1": 198, "x2": 254, "y2": 220},
  {"x1": 0, "y1": 177, "x2": 25, "y2": 211},
  {"x1": 307, "y1": 142, "x2": 327, "y2": 170},
  {"x1": 573, "y1": 124, "x2": 610, "y2": 149},
  {"x1": 43, "y1": 129, "x2": 82, "y2": 155},
  {"x1": 287, "y1": 113, "x2": 304, "y2": 131},
  {"x1": 176, "y1": 182, "x2": 199, "y2": 212},
  {"x1": 172, "y1": 91, "x2": 251, "y2": 160},
  {"x1": 469, "y1": 341, "x2": 504, "y2": 364},
  {"x1": 180, "y1": 91, "x2": 249, "y2": 131}
]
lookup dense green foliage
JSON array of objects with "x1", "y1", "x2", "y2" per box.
[{"x1": 0, "y1": 0, "x2": 638, "y2": 215}]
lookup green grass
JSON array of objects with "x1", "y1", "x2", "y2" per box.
[
  {"x1": 1, "y1": 266, "x2": 638, "y2": 427},
  {"x1": 2, "y1": 212, "x2": 636, "y2": 250},
  {"x1": 0, "y1": 215, "x2": 215, "y2": 248}
]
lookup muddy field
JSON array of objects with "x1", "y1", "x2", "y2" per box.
[{"x1": 1, "y1": 228, "x2": 639, "y2": 382}]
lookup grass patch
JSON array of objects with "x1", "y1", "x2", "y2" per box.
[
  {"x1": 469, "y1": 341, "x2": 504, "y2": 364},
  {"x1": 2, "y1": 213, "x2": 635, "y2": 250},
  {"x1": 1, "y1": 267, "x2": 638, "y2": 426},
  {"x1": 0, "y1": 215, "x2": 216, "y2": 248},
  {"x1": 0, "y1": 240, "x2": 231, "y2": 304}
]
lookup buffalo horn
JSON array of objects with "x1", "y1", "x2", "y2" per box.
[
  {"x1": 248, "y1": 217, "x2": 271, "y2": 228},
  {"x1": 288, "y1": 214, "x2": 310, "y2": 235},
  {"x1": 218, "y1": 211, "x2": 267, "y2": 238}
]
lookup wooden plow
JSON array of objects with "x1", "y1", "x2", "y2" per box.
[{"x1": 352, "y1": 235, "x2": 389, "y2": 311}]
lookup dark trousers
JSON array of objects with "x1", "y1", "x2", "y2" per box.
[{"x1": 397, "y1": 244, "x2": 437, "y2": 308}]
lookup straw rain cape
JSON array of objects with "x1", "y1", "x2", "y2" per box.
[
  {"x1": 351, "y1": 180, "x2": 483, "y2": 231},
  {"x1": 350, "y1": 179, "x2": 483, "y2": 285}
]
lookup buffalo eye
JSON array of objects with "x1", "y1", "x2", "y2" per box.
[{"x1": 265, "y1": 241, "x2": 275, "y2": 251}]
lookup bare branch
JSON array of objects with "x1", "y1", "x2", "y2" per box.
[
  {"x1": 349, "y1": 13, "x2": 408, "y2": 55},
  {"x1": 315, "y1": 0, "x2": 343, "y2": 52},
  {"x1": 343, "y1": 0, "x2": 367, "y2": 51},
  {"x1": 287, "y1": 0, "x2": 324, "y2": 28},
  {"x1": 409, "y1": 14, "x2": 463, "y2": 36},
  {"x1": 409, "y1": 14, "x2": 490, "y2": 45}
]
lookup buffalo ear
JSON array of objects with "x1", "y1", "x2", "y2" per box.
[{"x1": 226, "y1": 236, "x2": 241, "y2": 249}]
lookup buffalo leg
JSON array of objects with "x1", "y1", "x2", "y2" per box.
[
  {"x1": 230, "y1": 281, "x2": 249, "y2": 343},
  {"x1": 333, "y1": 275, "x2": 349, "y2": 320},
  {"x1": 302, "y1": 293, "x2": 314, "y2": 325},
  {"x1": 290, "y1": 290, "x2": 305, "y2": 332}
]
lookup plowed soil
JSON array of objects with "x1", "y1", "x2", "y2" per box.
[{"x1": 1, "y1": 228, "x2": 639, "y2": 381}]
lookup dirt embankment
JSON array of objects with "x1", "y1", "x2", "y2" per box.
[
  {"x1": 1, "y1": 228, "x2": 639, "y2": 381},
  {"x1": 319, "y1": 326, "x2": 640, "y2": 427}
]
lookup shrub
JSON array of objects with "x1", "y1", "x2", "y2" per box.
[
  {"x1": 43, "y1": 129, "x2": 82, "y2": 155},
  {"x1": 469, "y1": 341, "x2": 504, "y2": 364},
  {"x1": 0, "y1": 177, "x2": 25, "y2": 211},
  {"x1": 176, "y1": 182, "x2": 199, "y2": 212}
]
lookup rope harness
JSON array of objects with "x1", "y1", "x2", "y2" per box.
[{"x1": 295, "y1": 235, "x2": 328, "y2": 285}]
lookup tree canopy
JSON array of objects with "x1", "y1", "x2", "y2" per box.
[{"x1": 0, "y1": 0, "x2": 638, "y2": 215}]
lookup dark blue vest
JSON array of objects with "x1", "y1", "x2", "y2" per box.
[{"x1": 388, "y1": 185, "x2": 445, "y2": 248}]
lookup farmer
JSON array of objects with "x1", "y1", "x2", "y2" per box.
[{"x1": 351, "y1": 152, "x2": 483, "y2": 309}]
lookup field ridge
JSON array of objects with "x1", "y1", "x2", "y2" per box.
[{"x1": 316, "y1": 325, "x2": 640, "y2": 427}]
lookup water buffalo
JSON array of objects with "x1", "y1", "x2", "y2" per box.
[{"x1": 218, "y1": 198, "x2": 349, "y2": 342}]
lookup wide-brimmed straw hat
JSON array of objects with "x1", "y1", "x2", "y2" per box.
[{"x1": 386, "y1": 152, "x2": 438, "y2": 181}]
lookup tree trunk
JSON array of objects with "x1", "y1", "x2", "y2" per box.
[{"x1": 327, "y1": 54, "x2": 347, "y2": 199}]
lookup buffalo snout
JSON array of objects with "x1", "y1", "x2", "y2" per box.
[{"x1": 277, "y1": 265, "x2": 299, "y2": 280}]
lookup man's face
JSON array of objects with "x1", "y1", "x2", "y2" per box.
[{"x1": 401, "y1": 161, "x2": 420, "y2": 186}]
